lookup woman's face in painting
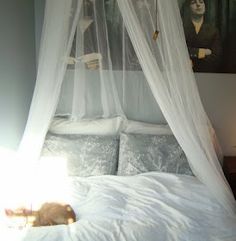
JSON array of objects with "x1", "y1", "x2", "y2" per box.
[{"x1": 189, "y1": 0, "x2": 205, "y2": 16}]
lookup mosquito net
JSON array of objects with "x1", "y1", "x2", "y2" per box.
[{"x1": 18, "y1": 0, "x2": 236, "y2": 215}]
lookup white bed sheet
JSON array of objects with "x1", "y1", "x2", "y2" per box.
[{"x1": 1, "y1": 172, "x2": 236, "y2": 241}]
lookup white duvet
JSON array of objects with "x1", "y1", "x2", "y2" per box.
[{"x1": 1, "y1": 172, "x2": 236, "y2": 241}]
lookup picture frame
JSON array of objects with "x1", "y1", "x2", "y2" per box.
[{"x1": 178, "y1": 0, "x2": 236, "y2": 73}]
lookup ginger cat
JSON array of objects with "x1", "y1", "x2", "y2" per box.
[
  {"x1": 5, "y1": 202, "x2": 76, "y2": 227},
  {"x1": 32, "y1": 202, "x2": 76, "y2": 227}
]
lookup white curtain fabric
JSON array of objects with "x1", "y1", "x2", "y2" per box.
[
  {"x1": 18, "y1": 0, "x2": 82, "y2": 161},
  {"x1": 18, "y1": 0, "x2": 235, "y2": 215},
  {"x1": 70, "y1": 0, "x2": 124, "y2": 119},
  {"x1": 117, "y1": 0, "x2": 235, "y2": 214}
]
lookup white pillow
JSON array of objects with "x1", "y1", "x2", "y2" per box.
[
  {"x1": 123, "y1": 120, "x2": 172, "y2": 135},
  {"x1": 49, "y1": 116, "x2": 124, "y2": 135}
]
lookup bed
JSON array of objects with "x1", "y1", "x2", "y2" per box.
[
  {"x1": 1, "y1": 118, "x2": 236, "y2": 241},
  {"x1": 1, "y1": 172, "x2": 236, "y2": 241}
]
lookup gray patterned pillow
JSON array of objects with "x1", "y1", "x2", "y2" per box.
[
  {"x1": 41, "y1": 133, "x2": 119, "y2": 177},
  {"x1": 117, "y1": 133, "x2": 193, "y2": 176}
]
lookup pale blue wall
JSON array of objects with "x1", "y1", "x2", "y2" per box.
[
  {"x1": 34, "y1": 0, "x2": 45, "y2": 64},
  {"x1": 0, "y1": 0, "x2": 36, "y2": 150}
]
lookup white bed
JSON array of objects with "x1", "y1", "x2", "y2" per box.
[{"x1": 1, "y1": 172, "x2": 236, "y2": 241}]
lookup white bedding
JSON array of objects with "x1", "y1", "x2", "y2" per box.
[{"x1": 1, "y1": 172, "x2": 236, "y2": 241}]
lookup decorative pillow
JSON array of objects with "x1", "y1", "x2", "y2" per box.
[
  {"x1": 49, "y1": 116, "x2": 124, "y2": 135},
  {"x1": 41, "y1": 133, "x2": 119, "y2": 177},
  {"x1": 123, "y1": 120, "x2": 172, "y2": 135},
  {"x1": 117, "y1": 133, "x2": 193, "y2": 176}
]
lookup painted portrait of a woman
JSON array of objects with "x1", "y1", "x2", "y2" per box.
[{"x1": 181, "y1": 0, "x2": 222, "y2": 73}]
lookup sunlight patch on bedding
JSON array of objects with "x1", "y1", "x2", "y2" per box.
[
  {"x1": 0, "y1": 147, "x2": 25, "y2": 209},
  {"x1": 0, "y1": 227, "x2": 27, "y2": 241},
  {"x1": 0, "y1": 147, "x2": 69, "y2": 213},
  {"x1": 0, "y1": 146, "x2": 31, "y2": 230},
  {"x1": 31, "y1": 156, "x2": 69, "y2": 209}
]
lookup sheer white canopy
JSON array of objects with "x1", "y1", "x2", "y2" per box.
[{"x1": 18, "y1": 0, "x2": 235, "y2": 215}]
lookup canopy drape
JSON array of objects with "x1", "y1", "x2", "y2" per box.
[
  {"x1": 18, "y1": 0, "x2": 82, "y2": 161},
  {"x1": 117, "y1": 0, "x2": 235, "y2": 215},
  {"x1": 18, "y1": 0, "x2": 235, "y2": 215}
]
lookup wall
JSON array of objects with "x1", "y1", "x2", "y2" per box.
[
  {"x1": 196, "y1": 73, "x2": 236, "y2": 156},
  {"x1": 0, "y1": 0, "x2": 36, "y2": 151},
  {"x1": 34, "y1": 0, "x2": 45, "y2": 65}
]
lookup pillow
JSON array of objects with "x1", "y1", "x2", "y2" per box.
[
  {"x1": 117, "y1": 133, "x2": 193, "y2": 176},
  {"x1": 123, "y1": 120, "x2": 172, "y2": 135},
  {"x1": 49, "y1": 116, "x2": 124, "y2": 135},
  {"x1": 41, "y1": 133, "x2": 119, "y2": 177}
]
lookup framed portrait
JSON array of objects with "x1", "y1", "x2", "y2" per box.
[{"x1": 178, "y1": 0, "x2": 236, "y2": 73}]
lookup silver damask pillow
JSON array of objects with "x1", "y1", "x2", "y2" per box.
[
  {"x1": 41, "y1": 133, "x2": 119, "y2": 177},
  {"x1": 117, "y1": 133, "x2": 193, "y2": 176}
]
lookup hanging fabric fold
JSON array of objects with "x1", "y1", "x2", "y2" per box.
[
  {"x1": 18, "y1": 0, "x2": 82, "y2": 162},
  {"x1": 69, "y1": 0, "x2": 124, "y2": 120},
  {"x1": 116, "y1": 0, "x2": 236, "y2": 215}
]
